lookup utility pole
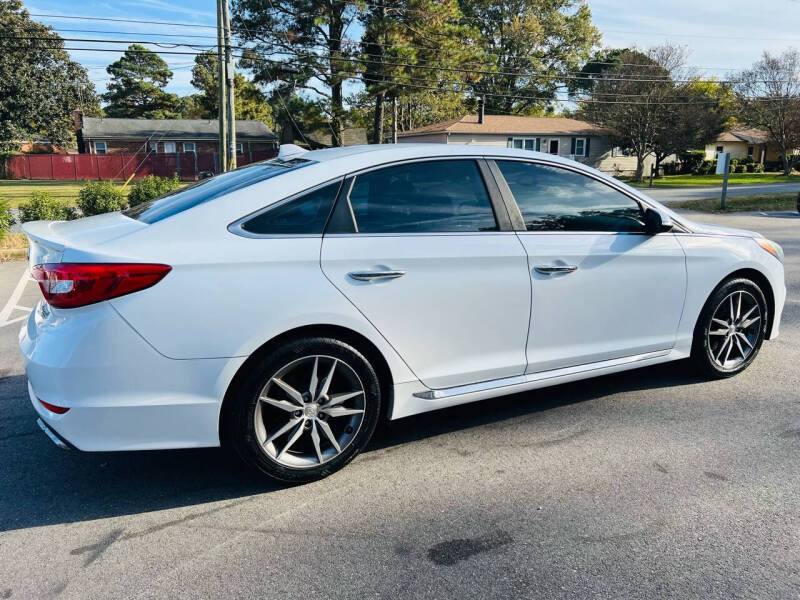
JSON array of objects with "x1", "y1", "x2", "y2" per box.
[
  {"x1": 216, "y1": 0, "x2": 228, "y2": 173},
  {"x1": 391, "y1": 96, "x2": 398, "y2": 144},
  {"x1": 221, "y1": 0, "x2": 236, "y2": 170}
]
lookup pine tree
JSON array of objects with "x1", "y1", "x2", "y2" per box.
[{"x1": 103, "y1": 44, "x2": 182, "y2": 118}]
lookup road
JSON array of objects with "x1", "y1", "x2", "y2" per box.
[
  {"x1": 0, "y1": 211, "x2": 798, "y2": 599},
  {"x1": 642, "y1": 182, "x2": 800, "y2": 204}
]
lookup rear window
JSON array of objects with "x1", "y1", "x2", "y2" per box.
[{"x1": 123, "y1": 157, "x2": 315, "y2": 224}]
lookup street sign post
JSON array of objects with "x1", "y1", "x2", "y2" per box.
[{"x1": 716, "y1": 152, "x2": 730, "y2": 210}]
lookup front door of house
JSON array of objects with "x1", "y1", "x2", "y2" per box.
[{"x1": 548, "y1": 139, "x2": 559, "y2": 155}]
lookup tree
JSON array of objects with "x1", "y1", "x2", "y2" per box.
[
  {"x1": 233, "y1": 0, "x2": 362, "y2": 146},
  {"x1": 0, "y1": 0, "x2": 100, "y2": 151},
  {"x1": 459, "y1": 0, "x2": 599, "y2": 114},
  {"x1": 568, "y1": 48, "x2": 628, "y2": 96},
  {"x1": 360, "y1": 0, "x2": 482, "y2": 143},
  {"x1": 650, "y1": 80, "x2": 733, "y2": 175},
  {"x1": 736, "y1": 49, "x2": 800, "y2": 175},
  {"x1": 189, "y1": 51, "x2": 274, "y2": 126},
  {"x1": 103, "y1": 44, "x2": 182, "y2": 118},
  {"x1": 579, "y1": 49, "x2": 671, "y2": 181}
]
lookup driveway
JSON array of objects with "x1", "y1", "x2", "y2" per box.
[
  {"x1": 0, "y1": 211, "x2": 798, "y2": 599},
  {"x1": 641, "y1": 182, "x2": 800, "y2": 204}
]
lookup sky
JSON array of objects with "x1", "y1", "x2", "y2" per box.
[{"x1": 23, "y1": 0, "x2": 800, "y2": 100}]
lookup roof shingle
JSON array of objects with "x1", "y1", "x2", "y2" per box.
[
  {"x1": 80, "y1": 117, "x2": 277, "y2": 140},
  {"x1": 398, "y1": 114, "x2": 611, "y2": 137}
]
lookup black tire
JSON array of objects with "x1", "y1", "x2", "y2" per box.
[
  {"x1": 225, "y1": 336, "x2": 382, "y2": 483},
  {"x1": 691, "y1": 277, "x2": 768, "y2": 378}
]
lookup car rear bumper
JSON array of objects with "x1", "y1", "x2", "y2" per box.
[{"x1": 21, "y1": 300, "x2": 245, "y2": 451}]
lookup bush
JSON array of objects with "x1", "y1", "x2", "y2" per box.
[
  {"x1": 0, "y1": 198, "x2": 13, "y2": 237},
  {"x1": 753, "y1": 163, "x2": 765, "y2": 173},
  {"x1": 699, "y1": 160, "x2": 717, "y2": 175},
  {"x1": 735, "y1": 163, "x2": 747, "y2": 173},
  {"x1": 679, "y1": 150, "x2": 705, "y2": 175},
  {"x1": 127, "y1": 174, "x2": 181, "y2": 207},
  {"x1": 19, "y1": 191, "x2": 70, "y2": 222},
  {"x1": 77, "y1": 181, "x2": 126, "y2": 216},
  {"x1": 662, "y1": 162, "x2": 679, "y2": 176}
]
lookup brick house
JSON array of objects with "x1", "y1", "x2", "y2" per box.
[
  {"x1": 75, "y1": 115, "x2": 279, "y2": 158},
  {"x1": 396, "y1": 112, "x2": 661, "y2": 176}
]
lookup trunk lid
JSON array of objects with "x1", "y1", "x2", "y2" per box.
[{"x1": 22, "y1": 212, "x2": 146, "y2": 268}]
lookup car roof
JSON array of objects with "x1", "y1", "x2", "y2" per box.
[{"x1": 303, "y1": 143, "x2": 569, "y2": 165}]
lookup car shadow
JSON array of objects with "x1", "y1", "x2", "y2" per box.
[{"x1": 0, "y1": 361, "x2": 705, "y2": 533}]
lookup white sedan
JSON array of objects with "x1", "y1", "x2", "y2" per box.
[{"x1": 20, "y1": 144, "x2": 786, "y2": 482}]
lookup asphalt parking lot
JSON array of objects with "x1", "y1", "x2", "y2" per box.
[{"x1": 0, "y1": 210, "x2": 798, "y2": 599}]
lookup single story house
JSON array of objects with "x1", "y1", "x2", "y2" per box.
[
  {"x1": 75, "y1": 114, "x2": 279, "y2": 157},
  {"x1": 396, "y1": 113, "x2": 658, "y2": 175},
  {"x1": 704, "y1": 128, "x2": 785, "y2": 164}
]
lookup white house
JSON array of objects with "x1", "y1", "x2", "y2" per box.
[{"x1": 396, "y1": 112, "x2": 658, "y2": 176}]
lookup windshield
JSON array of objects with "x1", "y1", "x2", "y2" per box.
[{"x1": 123, "y1": 157, "x2": 315, "y2": 224}]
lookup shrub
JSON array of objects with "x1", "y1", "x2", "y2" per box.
[
  {"x1": 735, "y1": 163, "x2": 747, "y2": 173},
  {"x1": 753, "y1": 163, "x2": 765, "y2": 173},
  {"x1": 0, "y1": 198, "x2": 13, "y2": 237},
  {"x1": 662, "y1": 162, "x2": 679, "y2": 176},
  {"x1": 77, "y1": 181, "x2": 126, "y2": 216},
  {"x1": 19, "y1": 191, "x2": 70, "y2": 222},
  {"x1": 698, "y1": 160, "x2": 717, "y2": 175},
  {"x1": 127, "y1": 174, "x2": 181, "y2": 207},
  {"x1": 679, "y1": 151, "x2": 705, "y2": 175}
]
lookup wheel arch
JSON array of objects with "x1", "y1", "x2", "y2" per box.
[
  {"x1": 698, "y1": 267, "x2": 775, "y2": 336},
  {"x1": 219, "y1": 324, "x2": 395, "y2": 447}
]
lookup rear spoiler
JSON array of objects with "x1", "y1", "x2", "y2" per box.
[{"x1": 21, "y1": 220, "x2": 67, "y2": 253}]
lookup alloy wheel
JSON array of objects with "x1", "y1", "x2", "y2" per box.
[
  {"x1": 707, "y1": 290, "x2": 762, "y2": 371},
  {"x1": 254, "y1": 355, "x2": 366, "y2": 468}
]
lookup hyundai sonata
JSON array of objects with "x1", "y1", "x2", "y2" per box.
[{"x1": 20, "y1": 144, "x2": 786, "y2": 482}]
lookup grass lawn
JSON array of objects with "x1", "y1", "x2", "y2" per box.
[
  {"x1": 627, "y1": 173, "x2": 800, "y2": 188},
  {"x1": 671, "y1": 193, "x2": 797, "y2": 213},
  {"x1": 0, "y1": 179, "x2": 131, "y2": 208}
]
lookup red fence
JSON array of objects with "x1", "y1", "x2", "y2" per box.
[{"x1": 4, "y1": 151, "x2": 278, "y2": 181}]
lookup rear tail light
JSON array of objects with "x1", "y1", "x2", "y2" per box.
[
  {"x1": 32, "y1": 263, "x2": 171, "y2": 308},
  {"x1": 38, "y1": 398, "x2": 69, "y2": 414}
]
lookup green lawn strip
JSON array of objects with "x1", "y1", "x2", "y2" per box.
[
  {"x1": 0, "y1": 179, "x2": 189, "y2": 208},
  {"x1": 625, "y1": 173, "x2": 800, "y2": 188},
  {"x1": 671, "y1": 193, "x2": 797, "y2": 213},
  {"x1": 0, "y1": 180, "x2": 130, "y2": 208}
]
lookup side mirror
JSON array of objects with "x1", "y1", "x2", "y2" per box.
[{"x1": 644, "y1": 208, "x2": 672, "y2": 235}]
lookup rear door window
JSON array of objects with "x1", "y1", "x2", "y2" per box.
[{"x1": 345, "y1": 160, "x2": 497, "y2": 233}]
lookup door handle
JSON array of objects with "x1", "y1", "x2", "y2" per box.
[
  {"x1": 534, "y1": 265, "x2": 578, "y2": 275},
  {"x1": 348, "y1": 270, "x2": 407, "y2": 281}
]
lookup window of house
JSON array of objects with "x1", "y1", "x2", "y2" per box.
[
  {"x1": 507, "y1": 138, "x2": 540, "y2": 151},
  {"x1": 183, "y1": 142, "x2": 196, "y2": 153},
  {"x1": 240, "y1": 180, "x2": 341, "y2": 235},
  {"x1": 747, "y1": 145, "x2": 754, "y2": 158},
  {"x1": 236, "y1": 143, "x2": 244, "y2": 154},
  {"x1": 573, "y1": 138, "x2": 586, "y2": 157},
  {"x1": 164, "y1": 141, "x2": 176, "y2": 153},
  {"x1": 496, "y1": 160, "x2": 645, "y2": 233},
  {"x1": 94, "y1": 141, "x2": 107, "y2": 155},
  {"x1": 345, "y1": 160, "x2": 497, "y2": 233},
  {"x1": 149, "y1": 142, "x2": 159, "y2": 153},
  {"x1": 715, "y1": 145, "x2": 724, "y2": 158}
]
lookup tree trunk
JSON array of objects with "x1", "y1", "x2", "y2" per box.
[
  {"x1": 634, "y1": 154, "x2": 646, "y2": 182},
  {"x1": 654, "y1": 154, "x2": 664, "y2": 178},
  {"x1": 373, "y1": 91, "x2": 385, "y2": 144},
  {"x1": 780, "y1": 151, "x2": 791, "y2": 175}
]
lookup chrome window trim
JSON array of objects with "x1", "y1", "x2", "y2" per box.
[
  {"x1": 227, "y1": 177, "x2": 344, "y2": 239},
  {"x1": 485, "y1": 156, "x2": 692, "y2": 234}
]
